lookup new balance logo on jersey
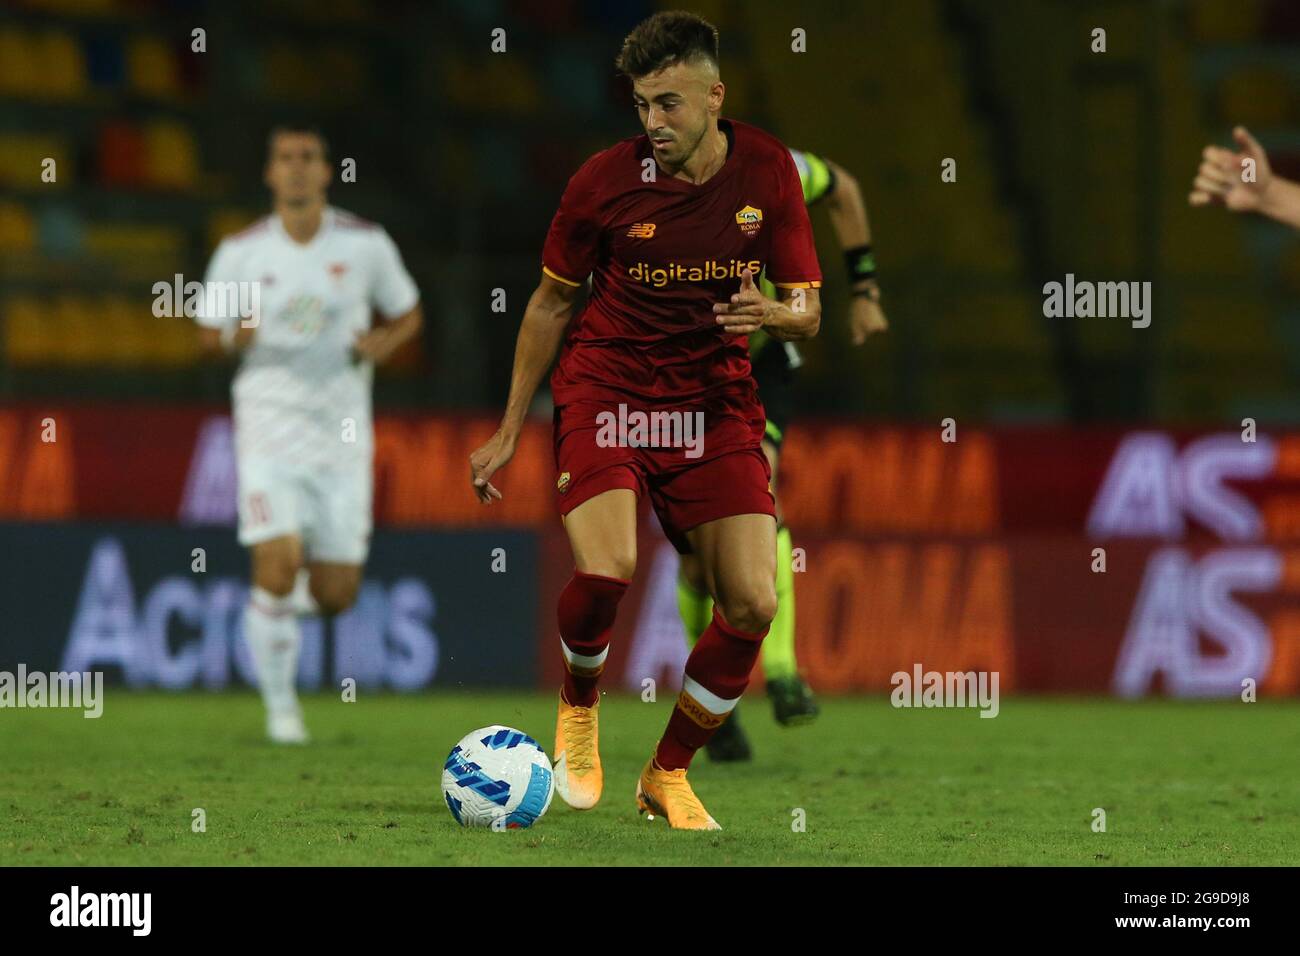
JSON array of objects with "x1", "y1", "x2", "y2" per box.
[{"x1": 626, "y1": 223, "x2": 656, "y2": 238}]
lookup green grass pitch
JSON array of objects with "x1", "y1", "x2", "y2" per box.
[{"x1": 3, "y1": 691, "x2": 1298, "y2": 866}]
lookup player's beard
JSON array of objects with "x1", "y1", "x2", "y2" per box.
[{"x1": 660, "y1": 120, "x2": 708, "y2": 172}]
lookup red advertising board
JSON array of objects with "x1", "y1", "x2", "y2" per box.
[{"x1": 3, "y1": 403, "x2": 1298, "y2": 696}]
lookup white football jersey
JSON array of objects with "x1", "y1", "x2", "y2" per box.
[{"x1": 197, "y1": 206, "x2": 419, "y2": 468}]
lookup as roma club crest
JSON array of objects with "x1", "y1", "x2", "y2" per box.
[
  {"x1": 735, "y1": 205, "x2": 763, "y2": 236},
  {"x1": 557, "y1": 471, "x2": 571, "y2": 493}
]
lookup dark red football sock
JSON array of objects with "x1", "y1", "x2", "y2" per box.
[
  {"x1": 655, "y1": 608, "x2": 767, "y2": 771},
  {"x1": 557, "y1": 570, "x2": 630, "y2": 707}
]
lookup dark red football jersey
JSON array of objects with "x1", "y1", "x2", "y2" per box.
[{"x1": 542, "y1": 118, "x2": 822, "y2": 407}]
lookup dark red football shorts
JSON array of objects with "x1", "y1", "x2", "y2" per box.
[{"x1": 552, "y1": 391, "x2": 776, "y2": 554}]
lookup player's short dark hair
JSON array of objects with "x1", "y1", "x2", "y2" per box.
[
  {"x1": 267, "y1": 124, "x2": 330, "y2": 161},
  {"x1": 615, "y1": 10, "x2": 720, "y2": 79}
]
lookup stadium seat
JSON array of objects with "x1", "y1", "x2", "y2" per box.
[
  {"x1": 0, "y1": 28, "x2": 38, "y2": 96},
  {"x1": 37, "y1": 30, "x2": 88, "y2": 100},
  {"x1": 441, "y1": 55, "x2": 541, "y2": 114},
  {"x1": 0, "y1": 203, "x2": 36, "y2": 253},
  {"x1": 52, "y1": 296, "x2": 98, "y2": 366},
  {"x1": 0, "y1": 134, "x2": 71, "y2": 189},
  {"x1": 153, "y1": 309, "x2": 202, "y2": 367},
  {"x1": 3, "y1": 297, "x2": 52, "y2": 367},
  {"x1": 97, "y1": 296, "x2": 142, "y2": 367},
  {"x1": 97, "y1": 121, "x2": 147, "y2": 186},
  {"x1": 143, "y1": 121, "x2": 200, "y2": 189},
  {"x1": 127, "y1": 36, "x2": 180, "y2": 98}
]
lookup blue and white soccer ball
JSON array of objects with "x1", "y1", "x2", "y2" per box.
[{"x1": 441, "y1": 725, "x2": 555, "y2": 829}]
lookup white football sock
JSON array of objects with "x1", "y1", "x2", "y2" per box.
[{"x1": 244, "y1": 586, "x2": 302, "y2": 716}]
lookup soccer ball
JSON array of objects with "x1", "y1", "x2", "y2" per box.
[{"x1": 441, "y1": 725, "x2": 555, "y2": 829}]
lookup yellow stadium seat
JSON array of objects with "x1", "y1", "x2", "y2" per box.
[
  {"x1": 0, "y1": 134, "x2": 71, "y2": 189},
  {"x1": 128, "y1": 36, "x2": 179, "y2": 98},
  {"x1": 94, "y1": 297, "x2": 146, "y2": 369},
  {"x1": 0, "y1": 29, "x2": 38, "y2": 96},
  {"x1": 38, "y1": 30, "x2": 88, "y2": 100},
  {"x1": 152, "y1": 312, "x2": 201, "y2": 367},
  {"x1": 0, "y1": 203, "x2": 36, "y2": 252},
  {"x1": 144, "y1": 122, "x2": 199, "y2": 189},
  {"x1": 53, "y1": 296, "x2": 99, "y2": 366},
  {"x1": 3, "y1": 297, "x2": 52, "y2": 367}
]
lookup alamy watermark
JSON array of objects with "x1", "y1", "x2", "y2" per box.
[
  {"x1": 890, "y1": 663, "x2": 999, "y2": 718},
  {"x1": 595, "y1": 404, "x2": 705, "y2": 459},
  {"x1": 1042, "y1": 273, "x2": 1151, "y2": 329},
  {"x1": 151, "y1": 274, "x2": 260, "y2": 326},
  {"x1": 0, "y1": 665, "x2": 103, "y2": 718},
  {"x1": 50, "y1": 886, "x2": 150, "y2": 936}
]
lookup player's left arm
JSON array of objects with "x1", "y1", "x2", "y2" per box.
[
  {"x1": 714, "y1": 268, "x2": 820, "y2": 341},
  {"x1": 353, "y1": 228, "x2": 423, "y2": 364},
  {"x1": 714, "y1": 147, "x2": 824, "y2": 340}
]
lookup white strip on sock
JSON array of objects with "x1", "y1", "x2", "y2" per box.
[
  {"x1": 245, "y1": 587, "x2": 302, "y2": 716},
  {"x1": 682, "y1": 674, "x2": 740, "y2": 716}
]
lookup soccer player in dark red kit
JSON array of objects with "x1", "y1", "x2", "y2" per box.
[{"x1": 469, "y1": 10, "x2": 821, "y2": 829}]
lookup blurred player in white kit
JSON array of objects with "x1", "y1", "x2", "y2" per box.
[{"x1": 196, "y1": 125, "x2": 422, "y2": 742}]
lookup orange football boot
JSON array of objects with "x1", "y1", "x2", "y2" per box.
[
  {"x1": 553, "y1": 691, "x2": 602, "y2": 809},
  {"x1": 635, "y1": 757, "x2": 721, "y2": 830}
]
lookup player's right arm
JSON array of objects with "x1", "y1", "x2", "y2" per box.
[
  {"x1": 471, "y1": 158, "x2": 601, "y2": 503},
  {"x1": 469, "y1": 272, "x2": 581, "y2": 503},
  {"x1": 194, "y1": 239, "x2": 256, "y2": 357},
  {"x1": 1190, "y1": 125, "x2": 1300, "y2": 231}
]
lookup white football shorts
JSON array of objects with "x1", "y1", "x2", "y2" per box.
[{"x1": 236, "y1": 456, "x2": 373, "y2": 564}]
